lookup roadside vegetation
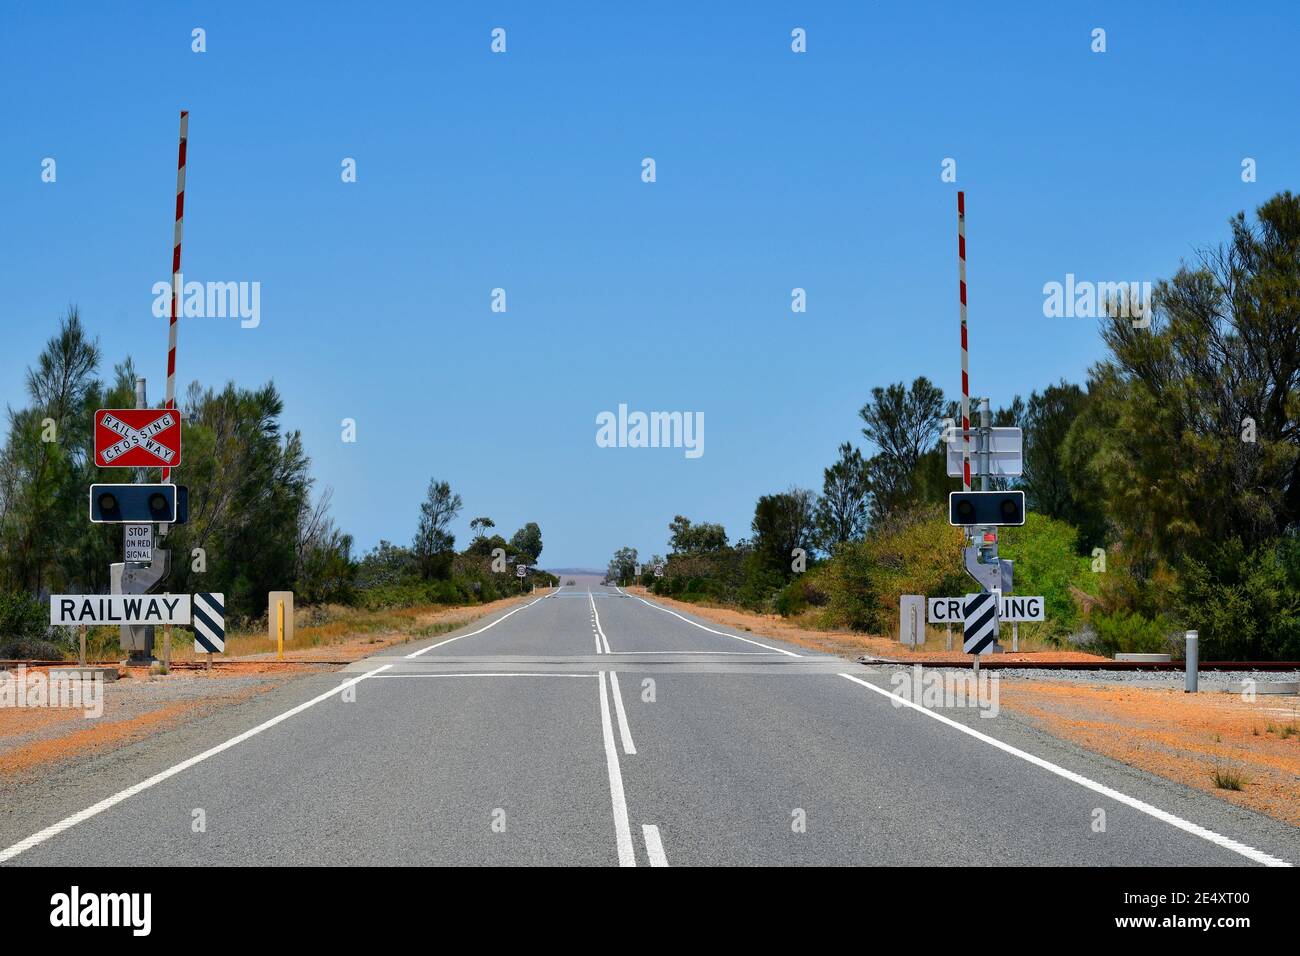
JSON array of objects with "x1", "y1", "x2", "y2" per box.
[
  {"x1": 609, "y1": 194, "x2": 1300, "y2": 661},
  {"x1": 0, "y1": 327, "x2": 555, "y2": 659}
]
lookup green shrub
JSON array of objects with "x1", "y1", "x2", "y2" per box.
[
  {"x1": 1090, "y1": 609, "x2": 1174, "y2": 656},
  {"x1": 1175, "y1": 536, "x2": 1300, "y2": 661},
  {"x1": 0, "y1": 591, "x2": 59, "y2": 658},
  {"x1": 997, "y1": 513, "x2": 1094, "y2": 639}
]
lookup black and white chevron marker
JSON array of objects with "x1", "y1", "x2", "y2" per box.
[
  {"x1": 962, "y1": 591, "x2": 998, "y2": 655},
  {"x1": 193, "y1": 592, "x2": 225, "y2": 653}
]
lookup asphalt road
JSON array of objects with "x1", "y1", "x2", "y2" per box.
[{"x1": 3, "y1": 585, "x2": 1298, "y2": 867}]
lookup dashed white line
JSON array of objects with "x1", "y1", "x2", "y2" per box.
[
  {"x1": 597, "y1": 670, "x2": 636, "y2": 866},
  {"x1": 642, "y1": 824, "x2": 668, "y2": 866},
  {"x1": 0, "y1": 664, "x2": 393, "y2": 864},
  {"x1": 635, "y1": 597, "x2": 801, "y2": 657},
  {"x1": 837, "y1": 673, "x2": 1292, "y2": 868}
]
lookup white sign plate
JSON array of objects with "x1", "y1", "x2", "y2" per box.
[
  {"x1": 946, "y1": 426, "x2": 1023, "y2": 477},
  {"x1": 50, "y1": 594, "x2": 192, "y2": 626},
  {"x1": 928, "y1": 595, "x2": 1045, "y2": 623},
  {"x1": 124, "y1": 524, "x2": 153, "y2": 563}
]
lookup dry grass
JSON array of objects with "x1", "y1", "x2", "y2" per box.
[
  {"x1": 1000, "y1": 681, "x2": 1300, "y2": 824},
  {"x1": 1211, "y1": 765, "x2": 1249, "y2": 791}
]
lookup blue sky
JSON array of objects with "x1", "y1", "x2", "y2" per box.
[{"x1": 3, "y1": 1, "x2": 1298, "y2": 568}]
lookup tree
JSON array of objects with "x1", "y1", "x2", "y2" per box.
[
  {"x1": 469, "y1": 516, "x2": 495, "y2": 540},
  {"x1": 859, "y1": 377, "x2": 945, "y2": 519},
  {"x1": 509, "y1": 522, "x2": 543, "y2": 563},
  {"x1": 751, "y1": 488, "x2": 816, "y2": 575},
  {"x1": 413, "y1": 479, "x2": 462, "y2": 579},
  {"x1": 667, "y1": 515, "x2": 728, "y2": 554},
  {"x1": 815, "y1": 443, "x2": 872, "y2": 550},
  {"x1": 606, "y1": 546, "x2": 638, "y2": 585},
  {"x1": 1014, "y1": 382, "x2": 1106, "y2": 550},
  {"x1": 1065, "y1": 192, "x2": 1300, "y2": 571}
]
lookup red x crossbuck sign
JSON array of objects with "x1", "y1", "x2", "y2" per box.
[{"x1": 94, "y1": 408, "x2": 183, "y2": 468}]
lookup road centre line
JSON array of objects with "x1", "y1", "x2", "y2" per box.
[
  {"x1": 634, "y1": 598, "x2": 801, "y2": 657},
  {"x1": 837, "y1": 673, "x2": 1291, "y2": 868},
  {"x1": 590, "y1": 591, "x2": 612, "y2": 653},
  {"x1": 608, "y1": 671, "x2": 636, "y2": 755},
  {"x1": 0, "y1": 664, "x2": 393, "y2": 864},
  {"x1": 405, "y1": 594, "x2": 548, "y2": 659},
  {"x1": 597, "y1": 671, "x2": 636, "y2": 866},
  {"x1": 642, "y1": 824, "x2": 668, "y2": 866}
]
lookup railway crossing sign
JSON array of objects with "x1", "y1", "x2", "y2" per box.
[
  {"x1": 962, "y1": 591, "x2": 999, "y2": 655},
  {"x1": 94, "y1": 408, "x2": 182, "y2": 468},
  {"x1": 928, "y1": 594, "x2": 1045, "y2": 623},
  {"x1": 192, "y1": 593, "x2": 226, "y2": 653},
  {"x1": 51, "y1": 594, "x2": 192, "y2": 626}
]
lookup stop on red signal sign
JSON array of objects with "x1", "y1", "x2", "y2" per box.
[{"x1": 94, "y1": 408, "x2": 183, "y2": 468}]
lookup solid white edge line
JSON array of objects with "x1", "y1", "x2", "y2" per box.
[
  {"x1": 642, "y1": 824, "x2": 668, "y2": 866},
  {"x1": 608, "y1": 671, "x2": 637, "y2": 755},
  {"x1": 0, "y1": 664, "x2": 394, "y2": 864},
  {"x1": 405, "y1": 593, "x2": 547, "y2": 658},
  {"x1": 635, "y1": 597, "x2": 801, "y2": 657},
  {"x1": 837, "y1": 673, "x2": 1292, "y2": 868},
  {"x1": 598, "y1": 670, "x2": 636, "y2": 866}
]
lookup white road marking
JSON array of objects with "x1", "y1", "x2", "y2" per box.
[
  {"x1": 642, "y1": 824, "x2": 668, "y2": 866},
  {"x1": 598, "y1": 670, "x2": 636, "y2": 866},
  {"x1": 608, "y1": 670, "x2": 636, "y2": 754},
  {"x1": 404, "y1": 594, "x2": 547, "y2": 658},
  {"x1": 635, "y1": 597, "x2": 801, "y2": 657},
  {"x1": 590, "y1": 591, "x2": 612, "y2": 654},
  {"x1": 374, "y1": 672, "x2": 594, "y2": 679},
  {"x1": 837, "y1": 673, "x2": 1292, "y2": 868},
  {"x1": 604, "y1": 650, "x2": 786, "y2": 656},
  {"x1": 0, "y1": 664, "x2": 393, "y2": 864}
]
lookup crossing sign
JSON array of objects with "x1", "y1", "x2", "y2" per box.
[
  {"x1": 962, "y1": 591, "x2": 999, "y2": 655},
  {"x1": 928, "y1": 595, "x2": 1045, "y2": 623},
  {"x1": 94, "y1": 408, "x2": 182, "y2": 468}
]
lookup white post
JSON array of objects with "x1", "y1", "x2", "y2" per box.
[
  {"x1": 1012, "y1": 621, "x2": 1019, "y2": 653},
  {"x1": 1185, "y1": 630, "x2": 1198, "y2": 693}
]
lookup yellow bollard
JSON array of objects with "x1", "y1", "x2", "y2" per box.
[{"x1": 277, "y1": 600, "x2": 285, "y2": 661}]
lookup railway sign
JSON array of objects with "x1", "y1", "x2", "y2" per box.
[
  {"x1": 962, "y1": 591, "x2": 999, "y2": 655},
  {"x1": 123, "y1": 524, "x2": 153, "y2": 562},
  {"x1": 192, "y1": 592, "x2": 226, "y2": 653},
  {"x1": 94, "y1": 408, "x2": 182, "y2": 468},
  {"x1": 928, "y1": 595, "x2": 1045, "y2": 623},
  {"x1": 50, "y1": 594, "x2": 192, "y2": 626}
]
